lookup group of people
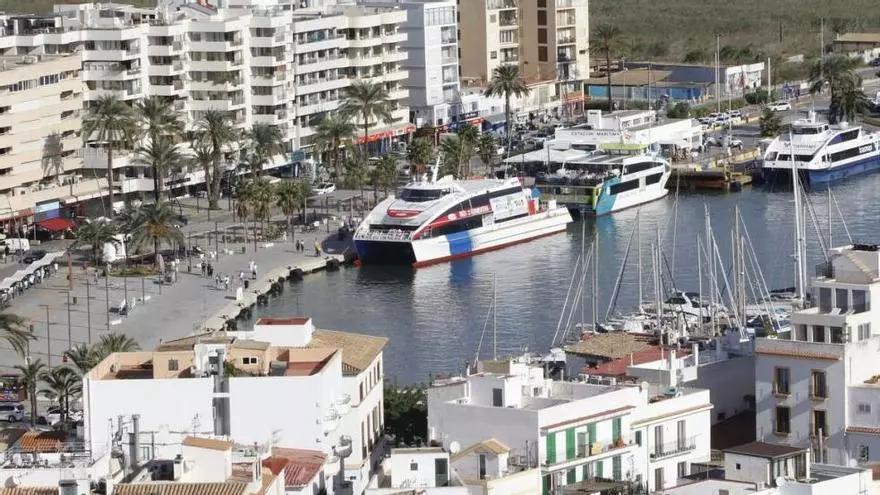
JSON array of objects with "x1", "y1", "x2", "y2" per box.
[{"x1": 293, "y1": 239, "x2": 322, "y2": 257}]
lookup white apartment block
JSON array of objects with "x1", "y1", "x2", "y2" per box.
[
  {"x1": 0, "y1": 48, "x2": 95, "y2": 229},
  {"x1": 82, "y1": 317, "x2": 387, "y2": 495},
  {"x1": 756, "y1": 244, "x2": 880, "y2": 468},
  {"x1": 426, "y1": 357, "x2": 712, "y2": 494},
  {"x1": 0, "y1": 0, "x2": 411, "y2": 201},
  {"x1": 458, "y1": 0, "x2": 589, "y2": 104}
]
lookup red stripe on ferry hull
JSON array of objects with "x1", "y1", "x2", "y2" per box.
[{"x1": 411, "y1": 227, "x2": 568, "y2": 268}]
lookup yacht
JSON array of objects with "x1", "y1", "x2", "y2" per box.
[
  {"x1": 354, "y1": 175, "x2": 572, "y2": 266},
  {"x1": 762, "y1": 114, "x2": 880, "y2": 184},
  {"x1": 534, "y1": 147, "x2": 671, "y2": 215}
]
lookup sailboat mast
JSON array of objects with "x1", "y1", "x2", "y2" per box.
[
  {"x1": 592, "y1": 226, "x2": 599, "y2": 332},
  {"x1": 637, "y1": 210, "x2": 643, "y2": 307},
  {"x1": 828, "y1": 187, "x2": 833, "y2": 248},
  {"x1": 697, "y1": 234, "x2": 703, "y2": 335},
  {"x1": 493, "y1": 272, "x2": 497, "y2": 360},
  {"x1": 705, "y1": 205, "x2": 716, "y2": 335},
  {"x1": 581, "y1": 213, "x2": 586, "y2": 328},
  {"x1": 790, "y1": 132, "x2": 805, "y2": 302}
]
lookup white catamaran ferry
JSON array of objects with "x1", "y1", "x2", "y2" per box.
[
  {"x1": 354, "y1": 174, "x2": 572, "y2": 266},
  {"x1": 762, "y1": 113, "x2": 880, "y2": 184},
  {"x1": 534, "y1": 146, "x2": 671, "y2": 215}
]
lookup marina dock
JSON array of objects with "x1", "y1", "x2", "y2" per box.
[{"x1": 669, "y1": 149, "x2": 761, "y2": 191}]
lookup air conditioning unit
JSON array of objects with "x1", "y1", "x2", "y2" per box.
[{"x1": 13, "y1": 187, "x2": 27, "y2": 196}]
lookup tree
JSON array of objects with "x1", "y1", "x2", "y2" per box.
[
  {"x1": 476, "y1": 133, "x2": 498, "y2": 173},
  {"x1": 313, "y1": 114, "x2": 356, "y2": 178},
  {"x1": 275, "y1": 181, "x2": 311, "y2": 241},
  {"x1": 406, "y1": 138, "x2": 434, "y2": 177},
  {"x1": 196, "y1": 111, "x2": 238, "y2": 209},
  {"x1": 384, "y1": 384, "x2": 427, "y2": 446},
  {"x1": 0, "y1": 310, "x2": 32, "y2": 358},
  {"x1": 14, "y1": 359, "x2": 45, "y2": 427},
  {"x1": 809, "y1": 54, "x2": 859, "y2": 124},
  {"x1": 135, "y1": 96, "x2": 183, "y2": 145},
  {"x1": 191, "y1": 140, "x2": 215, "y2": 203},
  {"x1": 343, "y1": 149, "x2": 369, "y2": 198},
  {"x1": 249, "y1": 179, "x2": 276, "y2": 239},
  {"x1": 591, "y1": 24, "x2": 622, "y2": 111},
  {"x1": 64, "y1": 344, "x2": 99, "y2": 373},
  {"x1": 93, "y1": 333, "x2": 140, "y2": 362},
  {"x1": 340, "y1": 80, "x2": 394, "y2": 152},
  {"x1": 370, "y1": 155, "x2": 398, "y2": 198},
  {"x1": 73, "y1": 220, "x2": 119, "y2": 263},
  {"x1": 439, "y1": 136, "x2": 472, "y2": 179},
  {"x1": 39, "y1": 366, "x2": 81, "y2": 425},
  {"x1": 82, "y1": 96, "x2": 137, "y2": 207},
  {"x1": 666, "y1": 102, "x2": 691, "y2": 119},
  {"x1": 127, "y1": 201, "x2": 185, "y2": 266},
  {"x1": 484, "y1": 65, "x2": 530, "y2": 147},
  {"x1": 839, "y1": 76, "x2": 867, "y2": 123},
  {"x1": 759, "y1": 108, "x2": 783, "y2": 137},
  {"x1": 234, "y1": 180, "x2": 254, "y2": 245},
  {"x1": 132, "y1": 136, "x2": 184, "y2": 202},
  {"x1": 245, "y1": 123, "x2": 284, "y2": 177}
]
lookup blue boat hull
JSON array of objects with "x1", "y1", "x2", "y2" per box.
[{"x1": 764, "y1": 153, "x2": 880, "y2": 185}]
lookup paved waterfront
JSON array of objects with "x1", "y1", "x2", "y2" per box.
[{"x1": 0, "y1": 195, "x2": 361, "y2": 372}]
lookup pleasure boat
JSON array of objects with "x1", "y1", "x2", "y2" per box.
[
  {"x1": 762, "y1": 113, "x2": 880, "y2": 184},
  {"x1": 534, "y1": 145, "x2": 671, "y2": 215},
  {"x1": 353, "y1": 172, "x2": 573, "y2": 266}
]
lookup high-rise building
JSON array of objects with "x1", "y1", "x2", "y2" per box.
[
  {"x1": 457, "y1": 0, "x2": 589, "y2": 102},
  {"x1": 0, "y1": 0, "x2": 411, "y2": 204},
  {"x1": 0, "y1": 49, "x2": 92, "y2": 232}
]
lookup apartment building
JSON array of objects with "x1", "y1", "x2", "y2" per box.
[
  {"x1": 82, "y1": 317, "x2": 387, "y2": 495},
  {"x1": 0, "y1": 0, "x2": 410, "y2": 202},
  {"x1": 458, "y1": 0, "x2": 589, "y2": 104},
  {"x1": 427, "y1": 356, "x2": 712, "y2": 494},
  {"x1": 0, "y1": 52, "x2": 94, "y2": 231},
  {"x1": 755, "y1": 244, "x2": 880, "y2": 467}
]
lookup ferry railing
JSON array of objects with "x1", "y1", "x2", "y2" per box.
[{"x1": 355, "y1": 229, "x2": 412, "y2": 241}]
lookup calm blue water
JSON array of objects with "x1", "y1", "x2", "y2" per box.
[{"x1": 243, "y1": 174, "x2": 880, "y2": 384}]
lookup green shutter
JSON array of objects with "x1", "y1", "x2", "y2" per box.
[
  {"x1": 566, "y1": 428, "x2": 576, "y2": 460},
  {"x1": 582, "y1": 463, "x2": 590, "y2": 480},
  {"x1": 566, "y1": 468, "x2": 576, "y2": 484},
  {"x1": 612, "y1": 455, "x2": 622, "y2": 481},
  {"x1": 546, "y1": 432, "x2": 556, "y2": 465},
  {"x1": 612, "y1": 417, "x2": 622, "y2": 442},
  {"x1": 596, "y1": 459, "x2": 604, "y2": 478},
  {"x1": 542, "y1": 474, "x2": 550, "y2": 495},
  {"x1": 588, "y1": 423, "x2": 597, "y2": 444}
]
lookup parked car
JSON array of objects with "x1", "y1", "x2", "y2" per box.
[
  {"x1": 37, "y1": 406, "x2": 82, "y2": 425},
  {"x1": 0, "y1": 402, "x2": 24, "y2": 422},
  {"x1": 314, "y1": 183, "x2": 336, "y2": 195},
  {"x1": 22, "y1": 250, "x2": 47, "y2": 264},
  {"x1": 871, "y1": 58, "x2": 880, "y2": 67},
  {"x1": 768, "y1": 101, "x2": 792, "y2": 112}
]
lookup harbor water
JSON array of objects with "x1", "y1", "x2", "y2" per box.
[{"x1": 241, "y1": 174, "x2": 880, "y2": 385}]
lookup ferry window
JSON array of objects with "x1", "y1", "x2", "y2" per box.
[
  {"x1": 793, "y1": 126, "x2": 822, "y2": 135},
  {"x1": 853, "y1": 290, "x2": 869, "y2": 313},
  {"x1": 836, "y1": 289, "x2": 849, "y2": 312},
  {"x1": 399, "y1": 188, "x2": 445, "y2": 202},
  {"x1": 819, "y1": 287, "x2": 832, "y2": 312},
  {"x1": 830, "y1": 147, "x2": 862, "y2": 162},
  {"x1": 609, "y1": 179, "x2": 639, "y2": 195},
  {"x1": 765, "y1": 152, "x2": 777, "y2": 160},
  {"x1": 624, "y1": 162, "x2": 655, "y2": 174},
  {"x1": 645, "y1": 173, "x2": 663, "y2": 185}
]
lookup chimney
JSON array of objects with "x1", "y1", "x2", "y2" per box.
[
  {"x1": 667, "y1": 350, "x2": 677, "y2": 389},
  {"x1": 131, "y1": 414, "x2": 141, "y2": 469},
  {"x1": 692, "y1": 341, "x2": 699, "y2": 368}
]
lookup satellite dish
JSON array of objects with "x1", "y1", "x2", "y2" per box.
[
  {"x1": 449, "y1": 441, "x2": 461, "y2": 455},
  {"x1": 775, "y1": 476, "x2": 787, "y2": 487}
]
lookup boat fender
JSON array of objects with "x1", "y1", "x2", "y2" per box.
[
  {"x1": 326, "y1": 259, "x2": 341, "y2": 272},
  {"x1": 290, "y1": 268, "x2": 305, "y2": 281}
]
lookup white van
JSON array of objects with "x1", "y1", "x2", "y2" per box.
[
  {"x1": 3, "y1": 238, "x2": 29, "y2": 254},
  {"x1": 0, "y1": 402, "x2": 24, "y2": 422}
]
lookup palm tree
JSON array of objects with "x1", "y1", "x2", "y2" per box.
[
  {"x1": 135, "y1": 96, "x2": 183, "y2": 144},
  {"x1": 196, "y1": 111, "x2": 238, "y2": 209},
  {"x1": 840, "y1": 78, "x2": 867, "y2": 123},
  {"x1": 250, "y1": 179, "x2": 276, "y2": 240},
  {"x1": 313, "y1": 114, "x2": 356, "y2": 178},
  {"x1": 14, "y1": 359, "x2": 45, "y2": 427},
  {"x1": 128, "y1": 201, "x2": 185, "y2": 266},
  {"x1": 340, "y1": 80, "x2": 394, "y2": 153},
  {"x1": 439, "y1": 136, "x2": 468, "y2": 178},
  {"x1": 93, "y1": 333, "x2": 140, "y2": 363},
  {"x1": 82, "y1": 96, "x2": 137, "y2": 207},
  {"x1": 476, "y1": 134, "x2": 498, "y2": 175},
  {"x1": 64, "y1": 344, "x2": 99, "y2": 373},
  {"x1": 191, "y1": 140, "x2": 215, "y2": 202},
  {"x1": 39, "y1": 366, "x2": 81, "y2": 425},
  {"x1": 591, "y1": 24, "x2": 622, "y2": 111},
  {"x1": 0, "y1": 310, "x2": 32, "y2": 357},
  {"x1": 809, "y1": 54, "x2": 858, "y2": 124},
  {"x1": 245, "y1": 123, "x2": 284, "y2": 177},
  {"x1": 343, "y1": 149, "x2": 369, "y2": 198},
  {"x1": 406, "y1": 138, "x2": 434, "y2": 177},
  {"x1": 275, "y1": 181, "x2": 310, "y2": 242},
  {"x1": 132, "y1": 136, "x2": 184, "y2": 202},
  {"x1": 234, "y1": 180, "x2": 254, "y2": 245},
  {"x1": 484, "y1": 65, "x2": 530, "y2": 146},
  {"x1": 73, "y1": 220, "x2": 119, "y2": 263}
]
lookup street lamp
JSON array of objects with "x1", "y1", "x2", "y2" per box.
[{"x1": 38, "y1": 304, "x2": 50, "y2": 367}]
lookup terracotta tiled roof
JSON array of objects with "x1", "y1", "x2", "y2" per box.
[
  {"x1": 564, "y1": 333, "x2": 655, "y2": 360},
  {"x1": 18, "y1": 431, "x2": 65, "y2": 453},
  {"x1": 452, "y1": 438, "x2": 510, "y2": 461},
  {"x1": 0, "y1": 428, "x2": 27, "y2": 449},
  {"x1": 114, "y1": 482, "x2": 247, "y2": 495},
  {"x1": 309, "y1": 329, "x2": 387, "y2": 375},
  {"x1": 587, "y1": 346, "x2": 689, "y2": 378},
  {"x1": 755, "y1": 349, "x2": 840, "y2": 361},
  {"x1": 182, "y1": 436, "x2": 233, "y2": 451},
  {"x1": 847, "y1": 426, "x2": 880, "y2": 436},
  {"x1": 263, "y1": 448, "x2": 325, "y2": 488},
  {"x1": 0, "y1": 488, "x2": 57, "y2": 495},
  {"x1": 835, "y1": 33, "x2": 880, "y2": 44}
]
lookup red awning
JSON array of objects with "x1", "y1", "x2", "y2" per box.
[{"x1": 37, "y1": 218, "x2": 76, "y2": 232}]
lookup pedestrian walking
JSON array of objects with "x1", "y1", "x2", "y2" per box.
[
  {"x1": 239, "y1": 271, "x2": 245, "y2": 285},
  {"x1": 200, "y1": 262, "x2": 207, "y2": 277},
  {"x1": 252, "y1": 264, "x2": 258, "y2": 280},
  {"x1": 314, "y1": 240, "x2": 321, "y2": 257},
  {"x1": 207, "y1": 263, "x2": 214, "y2": 277}
]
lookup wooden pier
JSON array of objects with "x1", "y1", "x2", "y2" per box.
[{"x1": 669, "y1": 149, "x2": 760, "y2": 191}]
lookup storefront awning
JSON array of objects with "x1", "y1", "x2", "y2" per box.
[{"x1": 37, "y1": 217, "x2": 76, "y2": 232}]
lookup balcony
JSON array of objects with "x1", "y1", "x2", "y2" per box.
[
  {"x1": 321, "y1": 410, "x2": 340, "y2": 434},
  {"x1": 335, "y1": 435, "x2": 352, "y2": 458},
  {"x1": 335, "y1": 394, "x2": 352, "y2": 415},
  {"x1": 543, "y1": 437, "x2": 635, "y2": 470},
  {"x1": 650, "y1": 437, "x2": 697, "y2": 461},
  {"x1": 488, "y1": 0, "x2": 517, "y2": 9}
]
